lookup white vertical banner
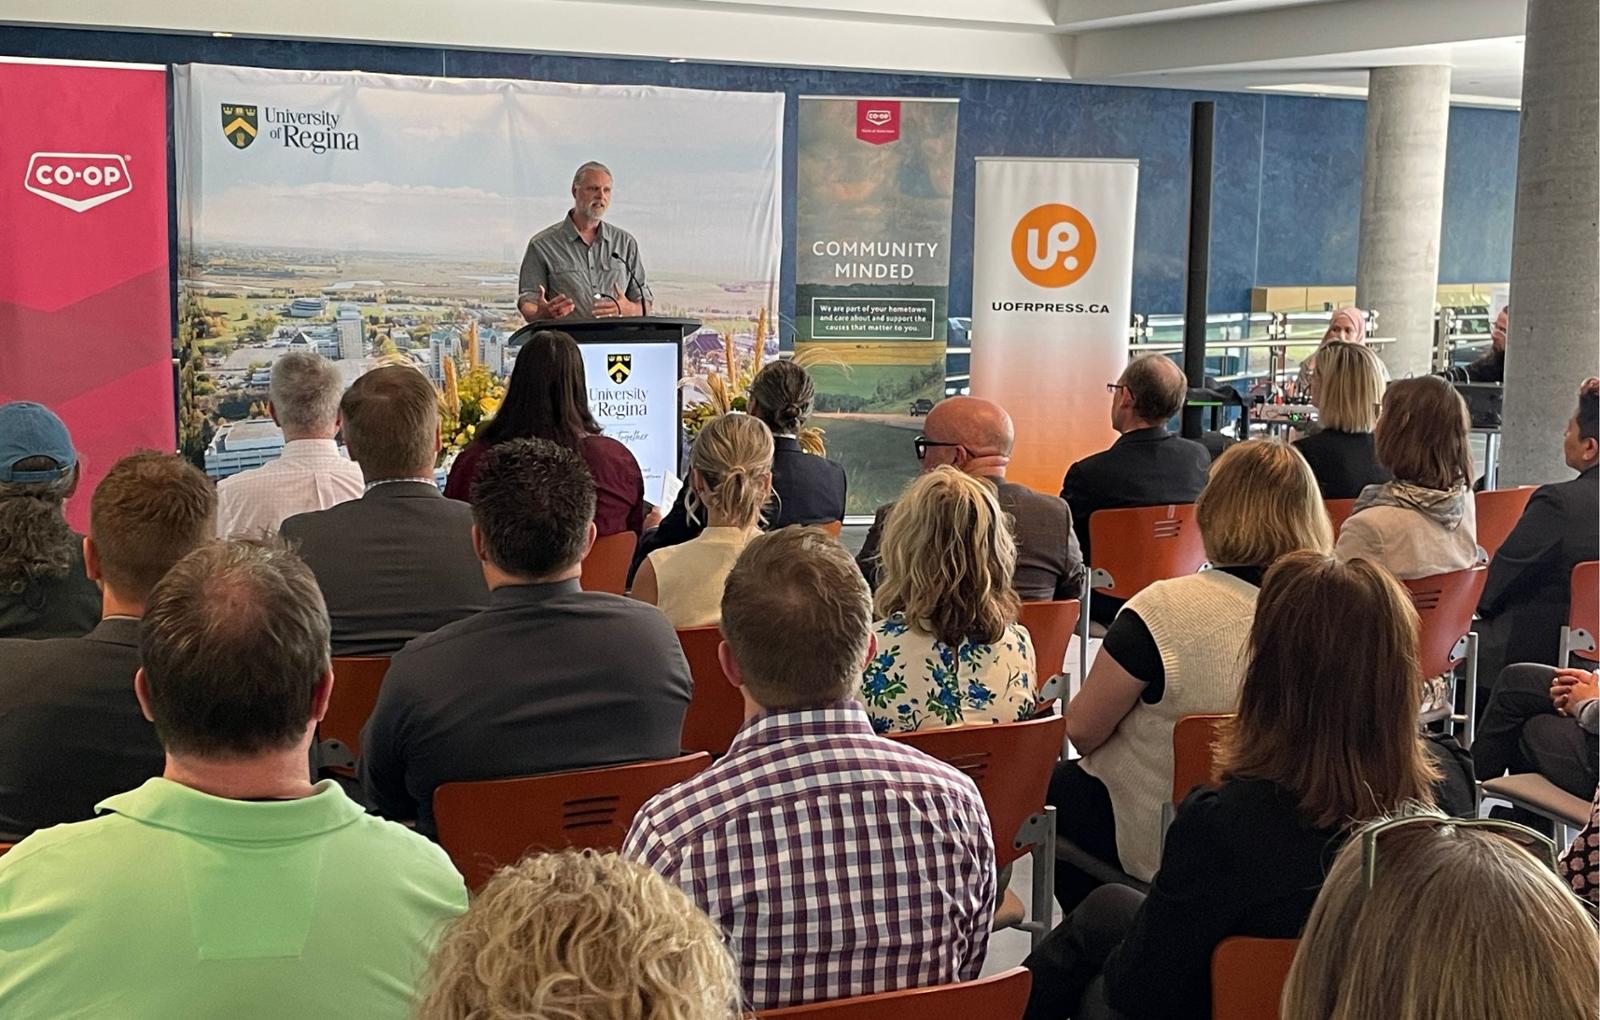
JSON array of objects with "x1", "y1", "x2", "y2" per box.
[{"x1": 971, "y1": 158, "x2": 1139, "y2": 494}]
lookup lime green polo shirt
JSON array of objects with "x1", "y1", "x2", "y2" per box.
[{"x1": 0, "y1": 778, "x2": 467, "y2": 1018}]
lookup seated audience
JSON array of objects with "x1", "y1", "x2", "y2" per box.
[
  {"x1": 361, "y1": 439, "x2": 691, "y2": 838},
  {"x1": 1475, "y1": 665, "x2": 1598, "y2": 799},
  {"x1": 860, "y1": 395, "x2": 1084, "y2": 602},
  {"x1": 0, "y1": 401, "x2": 98, "y2": 638},
  {"x1": 1335, "y1": 375, "x2": 1479, "y2": 579},
  {"x1": 1561, "y1": 790, "x2": 1599, "y2": 907},
  {"x1": 1476, "y1": 378, "x2": 1598, "y2": 675},
  {"x1": 1023, "y1": 553, "x2": 1452, "y2": 1020},
  {"x1": 0, "y1": 453, "x2": 213, "y2": 841},
  {"x1": 281, "y1": 366, "x2": 488, "y2": 657},
  {"x1": 1282, "y1": 812, "x2": 1598, "y2": 1020},
  {"x1": 1295, "y1": 307, "x2": 1384, "y2": 390},
  {"x1": 861, "y1": 466, "x2": 1036, "y2": 732},
  {"x1": 215, "y1": 352, "x2": 363, "y2": 537},
  {"x1": 1051, "y1": 440, "x2": 1332, "y2": 910},
  {"x1": 624, "y1": 528, "x2": 995, "y2": 1010},
  {"x1": 1060, "y1": 356, "x2": 1210, "y2": 623},
  {"x1": 444, "y1": 329, "x2": 647, "y2": 536},
  {"x1": 643, "y1": 359, "x2": 846, "y2": 557},
  {"x1": 0, "y1": 540, "x2": 467, "y2": 1017},
  {"x1": 1293, "y1": 340, "x2": 1392, "y2": 498},
  {"x1": 633, "y1": 412, "x2": 772, "y2": 627},
  {"x1": 416, "y1": 850, "x2": 739, "y2": 1020}
]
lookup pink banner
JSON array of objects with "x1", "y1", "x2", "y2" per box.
[{"x1": 0, "y1": 58, "x2": 173, "y2": 529}]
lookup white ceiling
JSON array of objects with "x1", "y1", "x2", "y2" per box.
[{"x1": 0, "y1": 0, "x2": 1528, "y2": 106}]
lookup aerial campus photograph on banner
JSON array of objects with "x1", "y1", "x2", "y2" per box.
[{"x1": 173, "y1": 63, "x2": 782, "y2": 482}]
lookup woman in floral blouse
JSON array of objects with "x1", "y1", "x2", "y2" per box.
[{"x1": 860, "y1": 466, "x2": 1036, "y2": 732}]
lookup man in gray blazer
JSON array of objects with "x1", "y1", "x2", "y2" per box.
[
  {"x1": 0, "y1": 452, "x2": 215, "y2": 841},
  {"x1": 857, "y1": 396, "x2": 1085, "y2": 602},
  {"x1": 281, "y1": 366, "x2": 489, "y2": 658}
]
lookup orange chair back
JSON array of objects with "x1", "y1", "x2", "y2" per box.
[
  {"x1": 320, "y1": 657, "x2": 391, "y2": 775},
  {"x1": 1403, "y1": 566, "x2": 1489, "y2": 678},
  {"x1": 1171, "y1": 713, "x2": 1231, "y2": 806},
  {"x1": 434, "y1": 753, "x2": 710, "y2": 890},
  {"x1": 1568, "y1": 560, "x2": 1600, "y2": 663},
  {"x1": 0, "y1": 842, "x2": 12, "y2": 857},
  {"x1": 678, "y1": 626, "x2": 746, "y2": 756},
  {"x1": 1211, "y1": 937, "x2": 1300, "y2": 1020},
  {"x1": 1018, "y1": 598, "x2": 1081, "y2": 686},
  {"x1": 1474, "y1": 486, "x2": 1536, "y2": 561},
  {"x1": 890, "y1": 716, "x2": 1066, "y2": 870},
  {"x1": 818, "y1": 520, "x2": 843, "y2": 539},
  {"x1": 1087, "y1": 504, "x2": 1206, "y2": 600},
  {"x1": 1323, "y1": 498, "x2": 1357, "y2": 536},
  {"x1": 756, "y1": 966, "x2": 1031, "y2": 1020},
  {"x1": 580, "y1": 531, "x2": 638, "y2": 595}
]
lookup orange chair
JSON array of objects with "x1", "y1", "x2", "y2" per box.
[
  {"x1": 818, "y1": 520, "x2": 844, "y2": 539},
  {"x1": 1323, "y1": 497, "x2": 1357, "y2": 536},
  {"x1": 892, "y1": 716, "x2": 1066, "y2": 950},
  {"x1": 316, "y1": 656, "x2": 391, "y2": 776},
  {"x1": 1160, "y1": 713, "x2": 1233, "y2": 846},
  {"x1": 677, "y1": 626, "x2": 746, "y2": 756},
  {"x1": 0, "y1": 842, "x2": 12, "y2": 857},
  {"x1": 1404, "y1": 566, "x2": 1489, "y2": 745},
  {"x1": 434, "y1": 753, "x2": 710, "y2": 890},
  {"x1": 1212, "y1": 937, "x2": 1300, "y2": 1020},
  {"x1": 1082, "y1": 504, "x2": 1207, "y2": 680},
  {"x1": 1559, "y1": 560, "x2": 1599, "y2": 664},
  {"x1": 580, "y1": 531, "x2": 638, "y2": 595},
  {"x1": 756, "y1": 967, "x2": 1031, "y2": 1020},
  {"x1": 1474, "y1": 486, "x2": 1536, "y2": 561},
  {"x1": 1019, "y1": 598, "x2": 1081, "y2": 706}
]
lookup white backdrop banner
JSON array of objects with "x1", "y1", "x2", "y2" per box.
[{"x1": 970, "y1": 158, "x2": 1139, "y2": 493}]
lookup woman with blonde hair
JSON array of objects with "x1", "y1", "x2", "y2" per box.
[
  {"x1": 633, "y1": 413, "x2": 772, "y2": 627},
  {"x1": 415, "y1": 850, "x2": 741, "y2": 1020},
  {"x1": 859, "y1": 465, "x2": 1035, "y2": 732},
  {"x1": 1282, "y1": 812, "x2": 1599, "y2": 1020},
  {"x1": 1295, "y1": 340, "x2": 1391, "y2": 498},
  {"x1": 1048, "y1": 440, "x2": 1333, "y2": 913}
]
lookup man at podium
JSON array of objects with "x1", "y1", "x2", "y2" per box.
[{"x1": 516, "y1": 161, "x2": 653, "y2": 323}]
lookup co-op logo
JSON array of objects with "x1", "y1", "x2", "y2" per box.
[
  {"x1": 1010, "y1": 203, "x2": 1096, "y2": 288},
  {"x1": 24, "y1": 153, "x2": 133, "y2": 213}
]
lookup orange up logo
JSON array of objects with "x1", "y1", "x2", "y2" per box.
[{"x1": 1010, "y1": 203, "x2": 1096, "y2": 288}]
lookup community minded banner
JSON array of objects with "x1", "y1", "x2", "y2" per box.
[
  {"x1": 794, "y1": 97, "x2": 959, "y2": 515},
  {"x1": 971, "y1": 158, "x2": 1139, "y2": 494},
  {"x1": 174, "y1": 63, "x2": 782, "y2": 496},
  {"x1": 0, "y1": 58, "x2": 174, "y2": 530}
]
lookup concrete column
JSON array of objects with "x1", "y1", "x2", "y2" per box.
[
  {"x1": 1501, "y1": 0, "x2": 1600, "y2": 487},
  {"x1": 1355, "y1": 65, "x2": 1452, "y2": 378}
]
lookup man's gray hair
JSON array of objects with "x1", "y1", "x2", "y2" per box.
[
  {"x1": 269, "y1": 352, "x2": 344, "y2": 433},
  {"x1": 572, "y1": 161, "x2": 613, "y2": 188}
]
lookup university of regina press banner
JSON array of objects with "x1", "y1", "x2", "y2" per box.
[{"x1": 794, "y1": 97, "x2": 959, "y2": 516}]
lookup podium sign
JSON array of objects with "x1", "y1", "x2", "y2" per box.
[{"x1": 577, "y1": 339, "x2": 681, "y2": 501}]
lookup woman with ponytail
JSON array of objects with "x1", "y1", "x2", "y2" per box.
[{"x1": 632, "y1": 413, "x2": 773, "y2": 627}]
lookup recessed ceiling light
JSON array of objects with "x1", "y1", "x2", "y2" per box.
[
  {"x1": 668, "y1": 57, "x2": 688, "y2": 63},
  {"x1": 212, "y1": 31, "x2": 233, "y2": 37}
]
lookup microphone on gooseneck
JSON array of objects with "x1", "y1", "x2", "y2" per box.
[{"x1": 612, "y1": 250, "x2": 645, "y2": 316}]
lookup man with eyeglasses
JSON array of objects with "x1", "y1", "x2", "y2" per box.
[{"x1": 855, "y1": 395, "x2": 1084, "y2": 603}]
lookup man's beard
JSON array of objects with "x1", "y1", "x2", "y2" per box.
[{"x1": 585, "y1": 201, "x2": 608, "y2": 221}]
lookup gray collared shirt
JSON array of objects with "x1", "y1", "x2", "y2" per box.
[{"x1": 517, "y1": 214, "x2": 651, "y2": 319}]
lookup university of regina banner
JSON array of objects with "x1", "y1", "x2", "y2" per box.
[{"x1": 794, "y1": 96, "x2": 959, "y2": 515}]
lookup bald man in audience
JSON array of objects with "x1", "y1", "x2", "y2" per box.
[{"x1": 857, "y1": 395, "x2": 1084, "y2": 602}]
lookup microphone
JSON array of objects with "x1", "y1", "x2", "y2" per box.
[{"x1": 611, "y1": 250, "x2": 646, "y2": 317}]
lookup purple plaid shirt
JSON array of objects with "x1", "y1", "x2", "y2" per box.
[{"x1": 622, "y1": 701, "x2": 996, "y2": 1010}]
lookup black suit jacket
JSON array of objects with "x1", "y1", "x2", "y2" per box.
[
  {"x1": 1294, "y1": 428, "x2": 1392, "y2": 500},
  {"x1": 280, "y1": 482, "x2": 490, "y2": 658},
  {"x1": 0, "y1": 617, "x2": 163, "y2": 841},
  {"x1": 1478, "y1": 467, "x2": 1600, "y2": 669}
]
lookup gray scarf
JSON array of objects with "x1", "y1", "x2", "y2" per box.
[{"x1": 1352, "y1": 480, "x2": 1468, "y2": 531}]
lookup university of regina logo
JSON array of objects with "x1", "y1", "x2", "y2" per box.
[
  {"x1": 607, "y1": 353, "x2": 633, "y2": 384},
  {"x1": 221, "y1": 104, "x2": 258, "y2": 149},
  {"x1": 1010, "y1": 203, "x2": 1097, "y2": 288}
]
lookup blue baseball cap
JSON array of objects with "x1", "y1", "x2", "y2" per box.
[{"x1": 0, "y1": 402, "x2": 77, "y2": 483}]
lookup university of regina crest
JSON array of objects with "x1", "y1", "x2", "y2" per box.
[
  {"x1": 607, "y1": 354, "x2": 633, "y2": 384},
  {"x1": 221, "y1": 104, "x2": 258, "y2": 149}
]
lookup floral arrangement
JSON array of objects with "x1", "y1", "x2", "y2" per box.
[
  {"x1": 680, "y1": 308, "x2": 839, "y2": 456},
  {"x1": 439, "y1": 356, "x2": 505, "y2": 458}
]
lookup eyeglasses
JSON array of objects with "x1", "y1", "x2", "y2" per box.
[
  {"x1": 1105, "y1": 383, "x2": 1127, "y2": 394},
  {"x1": 913, "y1": 436, "x2": 962, "y2": 462},
  {"x1": 1359, "y1": 815, "x2": 1559, "y2": 892}
]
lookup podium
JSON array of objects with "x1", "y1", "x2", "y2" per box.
[{"x1": 508, "y1": 317, "x2": 701, "y2": 502}]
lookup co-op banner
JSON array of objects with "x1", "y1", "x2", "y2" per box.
[
  {"x1": 794, "y1": 96, "x2": 959, "y2": 516},
  {"x1": 0, "y1": 58, "x2": 174, "y2": 530},
  {"x1": 174, "y1": 63, "x2": 782, "y2": 495},
  {"x1": 971, "y1": 158, "x2": 1139, "y2": 494}
]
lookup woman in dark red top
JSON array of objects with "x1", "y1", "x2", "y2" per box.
[{"x1": 444, "y1": 329, "x2": 645, "y2": 536}]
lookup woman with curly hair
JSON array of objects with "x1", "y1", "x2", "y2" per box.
[{"x1": 0, "y1": 402, "x2": 99, "y2": 639}]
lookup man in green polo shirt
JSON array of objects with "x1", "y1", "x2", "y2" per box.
[
  {"x1": 517, "y1": 160, "x2": 652, "y2": 322},
  {"x1": 0, "y1": 539, "x2": 467, "y2": 1018}
]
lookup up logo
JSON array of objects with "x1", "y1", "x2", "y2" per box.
[{"x1": 1010, "y1": 203, "x2": 1096, "y2": 288}]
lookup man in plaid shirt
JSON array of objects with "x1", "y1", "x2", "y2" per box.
[{"x1": 623, "y1": 527, "x2": 996, "y2": 1011}]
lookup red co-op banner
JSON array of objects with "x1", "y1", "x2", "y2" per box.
[{"x1": 0, "y1": 58, "x2": 174, "y2": 529}]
